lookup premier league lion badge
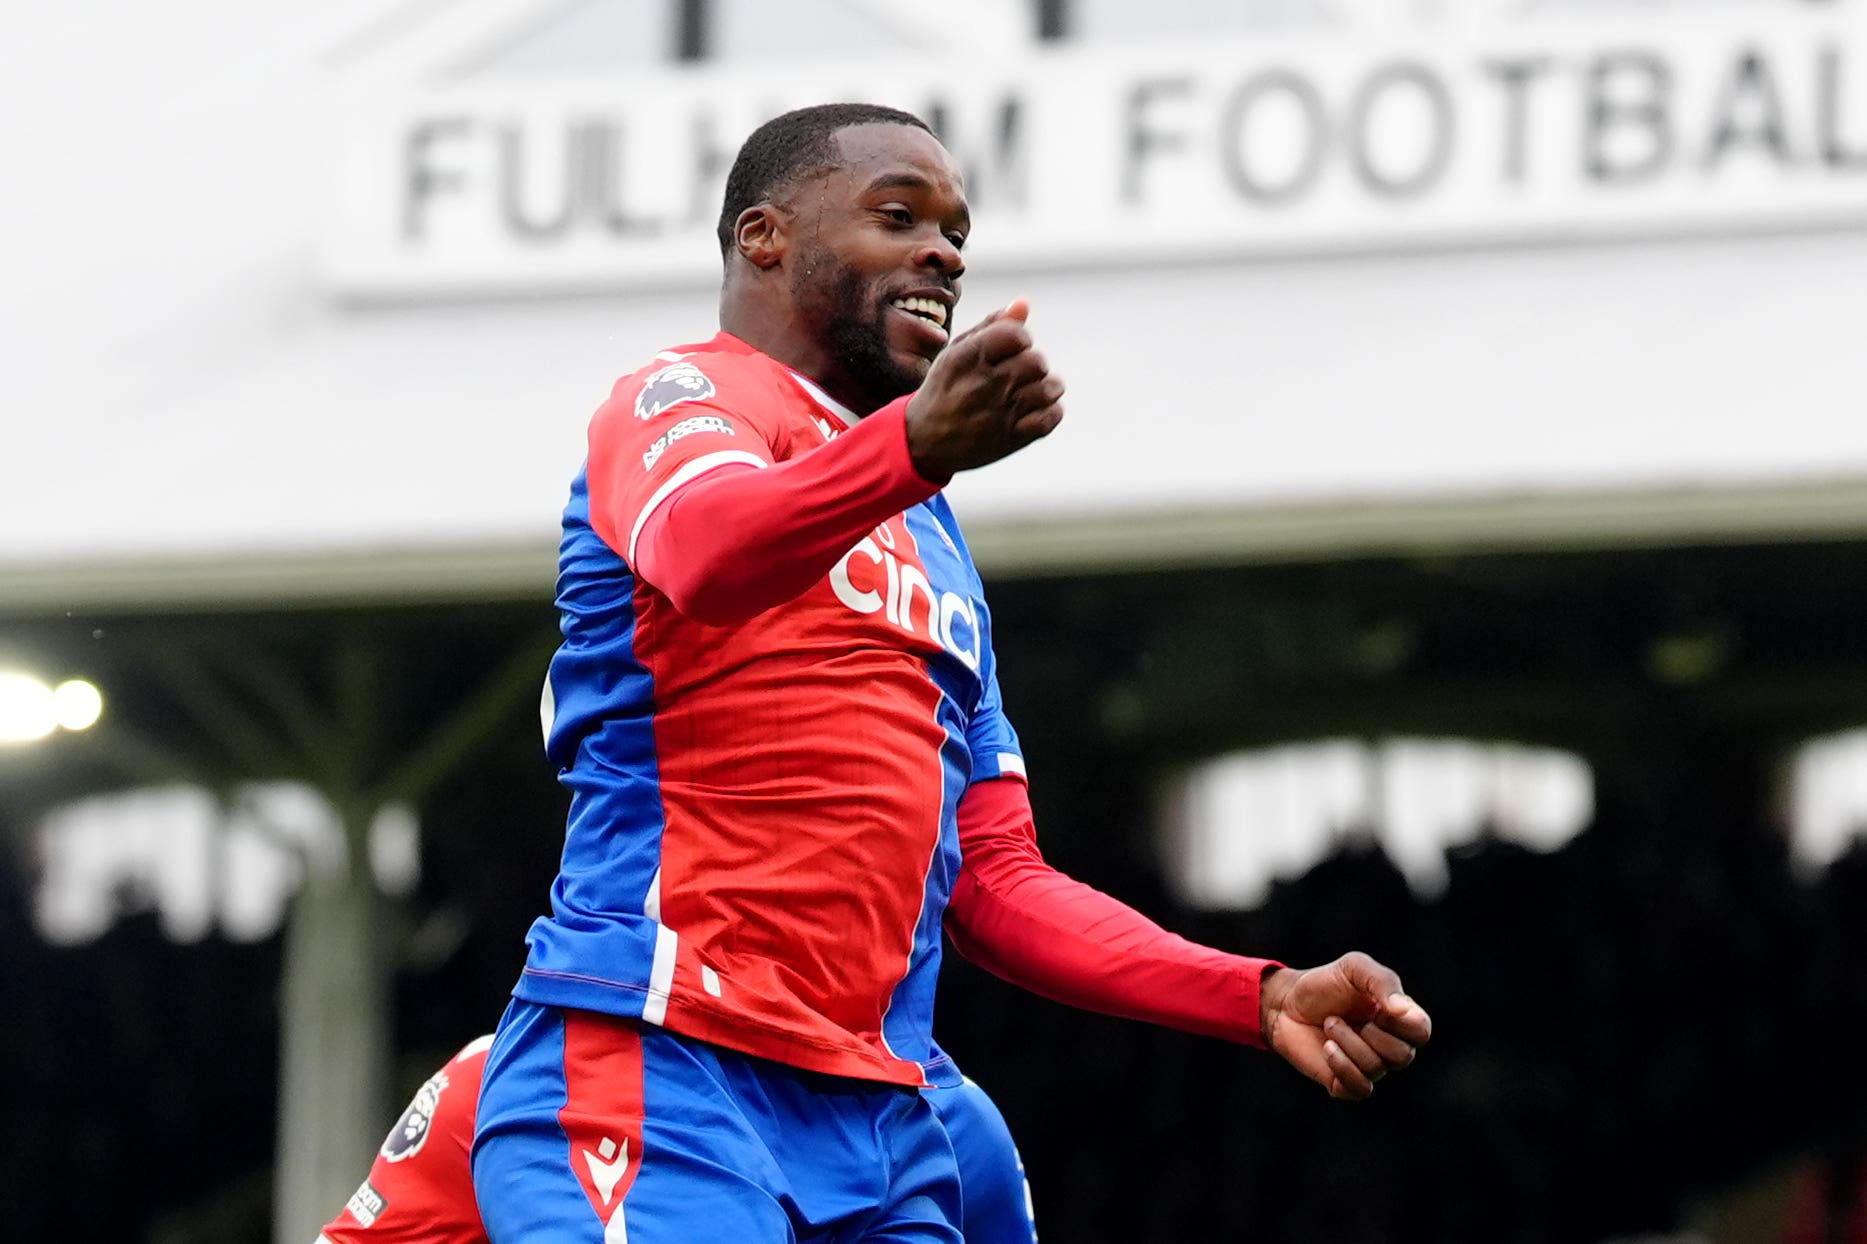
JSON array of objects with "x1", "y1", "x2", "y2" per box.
[
  {"x1": 635, "y1": 361, "x2": 716, "y2": 420},
  {"x1": 380, "y1": 1068, "x2": 449, "y2": 1163}
]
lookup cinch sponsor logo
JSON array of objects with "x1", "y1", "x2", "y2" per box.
[
  {"x1": 346, "y1": 1180, "x2": 387, "y2": 1228},
  {"x1": 642, "y1": 415, "x2": 734, "y2": 469},
  {"x1": 830, "y1": 522, "x2": 981, "y2": 671}
]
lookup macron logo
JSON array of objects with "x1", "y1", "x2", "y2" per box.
[{"x1": 584, "y1": 1136, "x2": 630, "y2": 1206}]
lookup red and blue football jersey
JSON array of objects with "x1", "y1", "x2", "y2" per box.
[{"x1": 519, "y1": 332, "x2": 1024, "y2": 1088}]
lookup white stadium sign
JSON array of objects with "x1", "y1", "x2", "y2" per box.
[{"x1": 321, "y1": 10, "x2": 1867, "y2": 297}]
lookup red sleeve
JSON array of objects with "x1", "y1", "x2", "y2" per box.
[
  {"x1": 586, "y1": 357, "x2": 784, "y2": 564},
  {"x1": 946, "y1": 777, "x2": 1282, "y2": 1049},
  {"x1": 319, "y1": 1042, "x2": 488, "y2": 1244},
  {"x1": 632, "y1": 397, "x2": 941, "y2": 625}
]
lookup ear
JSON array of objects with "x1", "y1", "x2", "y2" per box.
[{"x1": 733, "y1": 205, "x2": 785, "y2": 270}]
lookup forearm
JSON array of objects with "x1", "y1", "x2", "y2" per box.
[
  {"x1": 947, "y1": 778, "x2": 1280, "y2": 1048},
  {"x1": 632, "y1": 398, "x2": 940, "y2": 624}
]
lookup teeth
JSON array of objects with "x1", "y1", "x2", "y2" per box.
[{"x1": 891, "y1": 296, "x2": 948, "y2": 329}]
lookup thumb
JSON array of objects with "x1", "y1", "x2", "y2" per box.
[
  {"x1": 1338, "y1": 952, "x2": 1403, "y2": 1015},
  {"x1": 977, "y1": 298, "x2": 1030, "y2": 327}
]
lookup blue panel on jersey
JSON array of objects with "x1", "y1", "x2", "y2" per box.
[{"x1": 521, "y1": 469, "x2": 670, "y2": 1018}]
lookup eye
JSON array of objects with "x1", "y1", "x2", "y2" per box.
[
  {"x1": 946, "y1": 231, "x2": 967, "y2": 251},
  {"x1": 881, "y1": 206, "x2": 914, "y2": 226}
]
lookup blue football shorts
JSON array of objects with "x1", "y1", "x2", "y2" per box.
[
  {"x1": 924, "y1": 1078, "x2": 1038, "y2": 1244},
  {"x1": 472, "y1": 1001, "x2": 964, "y2": 1243}
]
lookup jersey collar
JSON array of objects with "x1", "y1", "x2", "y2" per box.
[
  {"x1": 784, "y1": 370, "x2": 861, "y2": 426},
  {"x1": 704, "y1": 331, "x2": 864, "y2": 427}
]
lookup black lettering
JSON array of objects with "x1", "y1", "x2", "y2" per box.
[
  {"x1": 685, "y1": 111, "x2": 736, "y2": 226},
  {"x1": 1484, "y1": 57, "x2": 1553, "y2": 185},
  {"x1": 402, "y1": 118, "x2": 472, "y2": 242},
  {"x1": 1818, "y1": 44, "x2": 1867, "y2": 169},
  {"x1": 498, "y1": 122, "x2": 574, "y2": 239},
  {"x1": 1346, "y1": 61, "x2": 1456, "y2": 199},
  {"x1": 1122, "y1": 77, "x2": 1195, "y2": 204},
  {"x1": 927, "y1": 96, "x2": 1029, "y2": 209},
  {"x1": 1220, "y1": 70, "x2": 1329, "y2": 205},
  {"x1": 1585, "y1": 52, "x2": 1672, "y2": 185},
  {"x1": 578, "y1": 120, "x2": 659, "y2": 236},
  {"x1": 1705, "y1": 49, "x2": 1793, "y2": 171}
]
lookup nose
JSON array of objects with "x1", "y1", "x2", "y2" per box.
[{"x1": 914, "y1": 233, "x2": 964, "y2": 282}]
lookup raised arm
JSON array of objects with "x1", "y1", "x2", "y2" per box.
[
  {"x1": 630, "y1": 398, "x2": 934, "y2": 625},
  {"x1": 625, "y1": 303, "x2": 1064, "y2": 626},
  {"x1": 947, "y1": 778, "x2": 1432, "y2": 1099}
]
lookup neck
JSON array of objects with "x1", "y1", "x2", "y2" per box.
[{"x1": 721, "y1": 293, "x2": 873, "y2": 413}]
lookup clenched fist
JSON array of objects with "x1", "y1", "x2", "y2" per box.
[
  {"x1": 905, "y1": 299, "x2": 1066, "y2": 480},
  {"x1": 1260, "y1": 951, "x2": 1433, "y2": 1101}
]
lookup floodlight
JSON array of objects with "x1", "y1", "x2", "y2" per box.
[{"x1": 0, "y1": 672, "x2": 58, "y2": 744}]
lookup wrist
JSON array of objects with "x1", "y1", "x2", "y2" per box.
[
  {"x1": 1257, "y1": 963, "x2": 1293, "y2": 1036},
  {"x1": 900, "y1": 393, "x2": 953, "y2": 485}
]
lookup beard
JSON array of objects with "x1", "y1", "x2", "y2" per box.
[{"x1": 790, "y1": 246, "x2": 932, "y2": 410}]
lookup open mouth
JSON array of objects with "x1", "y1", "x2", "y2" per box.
[{"x1": 890, "y1": 295, "x2": 950, "y2": 336}]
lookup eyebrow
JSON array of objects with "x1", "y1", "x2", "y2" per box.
[
  {"x1": 863, "y1": 172, "x2": 972, "y2": 230},
  {"x1": 865, "y1": 172, "x2": 934, "y2": 193}
]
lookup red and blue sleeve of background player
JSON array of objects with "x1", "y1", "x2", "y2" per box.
[
  {"x1": 319, "y1": 1039, "x2": 490, "y2": 1244},
  {"x1": 609, "y1": 382, "x2": 1282, "y2": 1051}
]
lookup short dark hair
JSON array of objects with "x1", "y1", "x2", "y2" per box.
[{"x1": 716, "y1": 103, "x2": 933, "y2": 256}]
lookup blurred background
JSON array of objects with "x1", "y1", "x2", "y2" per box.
[{"x1": 5, "y1": 1, "x2": 1867, "y2": 1240}]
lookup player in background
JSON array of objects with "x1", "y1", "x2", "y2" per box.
[
  {"x1": 317, "y1": 1038, "x2": 1038, "y2": 1244},
  {"x1": 318, "y1": 1038, "x2": 491, "y2": 1244},
  {"x1": 476, "y1": 102, "x2": 1432, "y2": 1243}
]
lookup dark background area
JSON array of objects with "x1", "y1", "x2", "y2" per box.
[{"x1": 3, "y1": 539, "x2": 1866, "y2": 1242}]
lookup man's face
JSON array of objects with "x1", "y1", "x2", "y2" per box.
[{"x1": 782, "y1": 124, "x2": 970, "y2": 409}]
